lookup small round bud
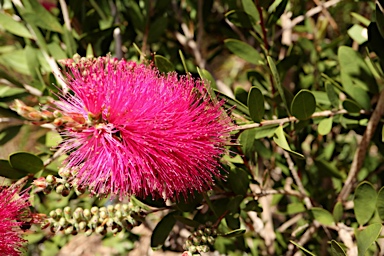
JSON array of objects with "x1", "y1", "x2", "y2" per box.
[
  {"x1": 204, "y1": 228, "x2": 212, "y2": 235},
  {"x1": 46, "y1": 175, "x2": 56, "y2": 184},
  {"x1": 91, "y1": 206, "x2": 99, "y2": 215},
  {"x1": 85, "y1": 229, "x2": 93, "y2": 236},
  {"x1": 58, "y1": 217, "x2": 66, "y2": 227},
  {"x1": 55, "y1": 209, "x2": 63, "y2": 217},
  {"x1": 83, "y1": 209, "x2": 91, "y2": 220},
  {"x1": 207, "y1": 236, "x2": 215, "y2": 245},
  {"x1": 78, "y1": 221, "x2": 87, "y2": 231},
  {"x1": 49, "y1": 210, "x2": 57, "y2": 219},
  {"x1": 58, "y1": 168, "x2": 71, "y2": 179},
  {"x1": 64, "y1": 226, "x2": 74, "y2": 235},
  {"x1": 198, "y1": 245, "x2": 210, "y2": 253},
  {"x1": 201, "y1": 236, "x2": 207, "y2": 244},
  {"x1": 95, "y1": 226, "x2": 106, "y2": 235},
  {"x1": 189, "y1": 245, "x2": 197, "y2": 253}
]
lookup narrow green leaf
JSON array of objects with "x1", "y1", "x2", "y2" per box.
[
  {"x1": 150, "y1": 211, "x2": 177, "y2": 248},
  {"x1": 332, "y1": 202, "x2": 343, "y2": 223},
  {"x1": 291, "y1": 89, "x2": 316, "y2": 120},
  {"x1": 353, "y1": 181, "x2": 377, "y2": 226},
  {"x1": 376, "y1": 186, "x2": 384, "y2": 221},
  {"x1": 247, "y1": 87, "x2": 265, "y2": 122},
  {"x1": 0, "y1": 13, "x2": 33, "y2": 38},
  {"x1": 356, "y1": 223, "x2": 382, "y2": 256},
  {"x1": 310, "y1": 207, "x2": 334, "y2": 226},
  {"x1": 242, "y1": 0, "x2": 260, "y2": 22},
  {"x1": 376, "y1": 1, "x2": 384, "y2": 39},
  {"x1": 267, "y1": 56, "x2": 288, "y2": 112},
  {"x1": 290, "y1": 241, "x2": 316, "y2": 256},
  {"x1": 214, "y1": 90, "x2": 251, "y2": 119},
  {"x1": 325, "y1": 82, "x2": 340, "y2": 108},
  {"x1": 22, "y1": 3, "x2": 63, "y2": 33},
  {"x1": 254, "y1": 125, "x2": 279, "y2": 139},
  {"x1": 155, "y1": 55, "x2": 174, "y2": 73},
  {"x1": 9, "y1": 152, "x2": 44, "y2": 174},
  {"x1": 350, "y1": 12, "x2": 370, "y2": 26},
  {"x1": 318, "y1": 117, "x2": 333, "y2": 136},
  {"x1": 220, "y1": 229, "x2": 246, "y2": 238},
  {"x1": 0, "y1": 85, "x2": 26, "y2": 98},
  {"x1": 225, "y1": 39, "x2": 263, "y2": 65},
  {"x1": 0, "y1": 160, "x2": 26, "y2": 179},
  {"x1": 179, "y1": 50, "x2": 188, "y2": 73},
  {"x1": 330, "y1": 240, "x2": 347, "y2": 256},
  {"x1": 273, "y1": 126, "x2": 304, "y2": 158}
]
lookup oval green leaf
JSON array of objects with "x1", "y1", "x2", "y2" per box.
[
  {"x1": 356, "y1": 223, "x2": 382, "y2": 256},
  {"x1": 248, "y1": 87, "x2": 265, "y2": 122},
  {"x1": 376, "y1": 186, "x2": 384, "y2": 221},
  {"x1": 0, "y1": 159, "x2": 27, "y2": 179},
  {"x1": 330, "y1": 240, "x2": 346, "y2": 256},
  {"x1": 325, "y1": 82, "x2": 339, "y2": 108},
  {"x1": 310, "y1": 207, "x2": 335, "y2": 226},
  {"x1": 225, "y1": 39, "x2": 263, "y2": 65},
  {"x1": 353, "y1": 181, "x2": 377, "y2": 226},
  {"x1": 291, "y1": 89, "x2": 316, "y2": 120},
  {"x1": 318, "y1": 117, "x2": 333, "y2": 136},
  {"x1": 342, "y1": 99, "x2": 361, "y2": 113},
  {"x1": 155, "y1": 55, "x2": 174, "y2": 73},
  {"x1": 332, "y1": 202, "x2": 344, "y2": 223},
  {"x1": 9, "y1": 152, "x2": 44, "y2": 174},
  {"x1": 151, "y1": 211, "x2": 177, "y2": 248}
]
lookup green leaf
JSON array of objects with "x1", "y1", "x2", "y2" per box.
[
  {"x1": 356, "y1": 223, "x2": 382, "y2": 256},
  {"x1": 242, "y1": 0, "x2": 260, "y2": 22},
  {"x1": 173, "y1": 215, "x2": 200, "y2": 228},
  {"x1": 347, "y1": 24, "x2": 368, "y2": 44},
  {"x1": 267, "y1": 56, "x2": 288, "y2": 112},
  {"x1": 350, "y1": 12, "x2": 370, "y2": 26},
  {"x1": 0, "y1": 13, "x2": 33, "y2": 38},
  {"x1": 254, "y1": 124, "x2": 279, "y2": 139},
  {"x1": 338, "y1": 46, "x2": 378, "y2": 109},
  {"x1": 290, "y1": 240, "x2": 316, "y2": 256},
  {"x1": 215, "y1": 90, "x2": 251, "y2": 120},
  {"x1": 330, "y1": 240, "x2": 347, "y2": 256},
  {"x1": 197, "y1": 68, "x2": 217, "y2": 90},
  {"x1": 9, "y1": 152, "x2": 44, "y2": 174},
  {"x1": 318, "y1": 117, "x2": 333, "y2": 136},
  {"x1": 353, "y1": 181, "x2": 377, "y2": 226},
  {"x1": 0, "y1": 85, "x2": 26, "y2": 98},
  {"x1": 220, "y1": 229, "x2": 246, "y2": 238},
  {"x1": 376, "y1": 1, "x2": 384, "y2": 39},
  {"x1": 314, "y1": 159, "x2": 343, "y2": 179},
  {"x1": 310, "y1": 207, "x2": 335, "y2": 226},
  {"x1": 234, "y1": 86, "x2": 248, "y2": 105},
  {"x1": 291, "y1": 89, "x2": 316, "y2": 120},
  {"x1": 342, "y1": 99, "x2": 361, "y2": 113},
  {"x1": 228, "y1": 168, "x2": 249, "y2": 196},
  {"x1": 154, "y1": 55, "x2": 174, "y2": 73},
  {"x1": 273, "y1": 126, "x2": 304, "y2": 158},
  {"x1": 325, "y1": 82, "x2": 340, "y2": 108},
  {"x1": 376, "y1": 186, "x2": 384, "y2": 221},
  {"x1": 225, "y1": 39, "x2": 263, "y2": 65},
  {"x1": 0, "y1": 160, "x2": 26, "y2": 179},
  {"x1": 247, "y1": 87, "x2": 265, "y2": 122},
  {"x1": 0, "y1": 125, "x2": 22, "y2": 145},
  {"x1": 22, "y1": 11, "x2": 63, "y2": 33},
  {"x1": 150, "y1": 211, "x2": 177, "y2": 248},
  {"x1": 333, "y1": 202, "x2": 343, "y2": 223}
]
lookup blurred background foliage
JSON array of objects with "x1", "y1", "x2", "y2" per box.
[{"x1": 1, "y1": 0, "x2": 384, "y2": 255}]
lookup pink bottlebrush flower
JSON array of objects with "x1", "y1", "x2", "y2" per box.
[
  {"x1": 0, "y1": 185, "x2": 31, "y2": 256},
  {"x1": 55, "y1": 56, "x2": 232, "y2": 200}
]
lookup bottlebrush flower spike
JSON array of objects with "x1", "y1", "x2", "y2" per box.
[
  {"x1": 55, "y1": 56, "x2": 232, "y2": 200},
  {"x1": 0, "y1": 185, "x2": 31, "y2": 256}
]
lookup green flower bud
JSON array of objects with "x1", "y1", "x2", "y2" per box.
[
  {"x1": 207, "y1": 236, "x2": 215, "y2": 245},
  {"x1": 83, "y1": 209, "x2": 91, "y2": 220},
  {"x1": 198, "y1": 245, "x2": 210, "y2": 253},
  {"x1": 49, "y1": 210, "x2": 57, "y2": 219},
  {"x1": 46, "y1": 175, "x2": 56, "y2": 184},
  {"x1": 189, "y1": 245, "x2": 197, "y2": 253},
  {"x1": 64, "y1": 226, "x2": 74, "y2": 235},
  {"x1": 91, "y1": 206, "x2": 99, "y2": 215},
  {"x1": 78, "y1": 221, "x2": 87, "y2": 231},
  {"x1": 85, "y1": 229, "x2": 93, "y2": 237},
  {"x1": 55, "y1": 209, "x2": 63, "y2": 218},
  {"x1": 59, "y1": 217, "x2": 67, "y2": 227}
]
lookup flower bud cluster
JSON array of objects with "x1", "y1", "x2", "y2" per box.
[
  {"x1": 184, "y1": 223, "x2": 217, "y2": 255},
  {"x1": 10, "y1": 99, "x2": 86, "y2": 129},
  {"x1": 44, "y1": 203, "x2": 144, "y2": 236},
  {"x1": 33, "y1": 167, "x2": 84, "y2": 197}
]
